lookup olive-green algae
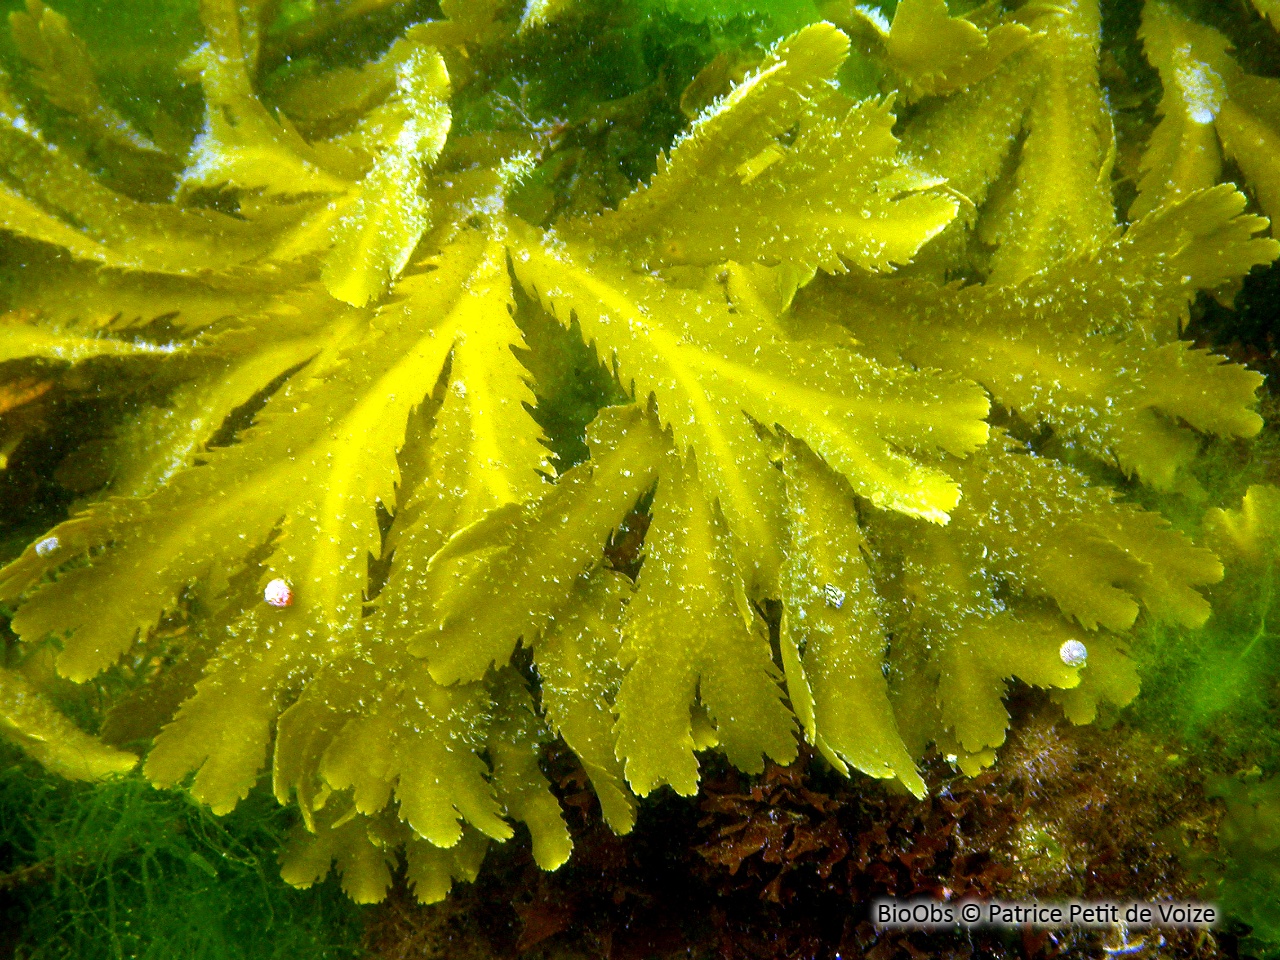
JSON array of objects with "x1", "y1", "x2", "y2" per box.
[{"x1": 0, "y1": 0, "x2": 1278, "y2": 956}]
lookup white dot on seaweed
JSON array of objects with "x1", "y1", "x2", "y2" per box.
[
  {"x1": 1059, "y1": 639, "x2": 1088, "y2": 667},
  {"x1": 35, "y1": 537, "x2": 59, "y2": 557},
  {"x1": 264, "y1": 578, "x2": 294, "y2": 608}
]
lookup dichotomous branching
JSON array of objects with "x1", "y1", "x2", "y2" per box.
[{"x1": 0, "y1": 0, "x2": 1277, "y2": 905}]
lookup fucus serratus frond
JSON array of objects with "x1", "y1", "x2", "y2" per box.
[{"x1": 0, "y1": 0, "x2": 1277, "y2": 903}]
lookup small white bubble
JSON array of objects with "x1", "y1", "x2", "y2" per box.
[
  {"x1": 35, "y1": 537, "x2": 59, "y2": 557},
  {"x1": 1059, "y1": 639, "x2": 1088, "y2": 667}
]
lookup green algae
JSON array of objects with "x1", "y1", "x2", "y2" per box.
[
  {"x1": 1201, "y1": 775, "x2": 1280, "y2": 959},
  {"x1": 0, "y1": 746, "x2": 365, "y2": 960},
  {"x1": 1126, "y1": 424, "x2": 1280, "y2": 956}
]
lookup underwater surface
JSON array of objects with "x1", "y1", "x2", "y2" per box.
[{"x1": 0, "y1": 0, "x2": 1278, "y2": 956}]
